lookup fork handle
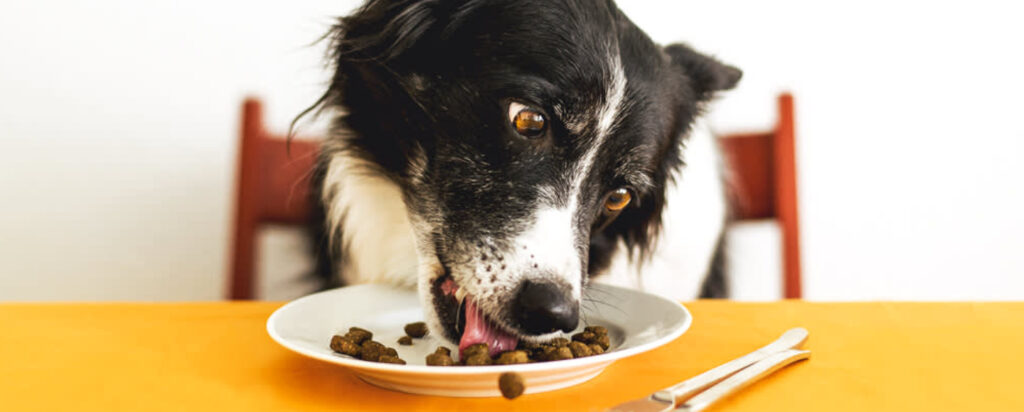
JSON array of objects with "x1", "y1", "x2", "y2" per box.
[
  {"x1": 676, "y1": 349, "x2": 811, "y2": 411},
  {"x1": 652, "y1": 327, "x2": 808, "y2": 404}
]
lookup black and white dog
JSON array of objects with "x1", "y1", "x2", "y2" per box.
[{"x1": 307, "y1": 0, "x2": 739, "y2": 355}]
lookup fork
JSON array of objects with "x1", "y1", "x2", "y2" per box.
[{"x1": 607, "y1": 328, "x2": 810, "y2": 412}]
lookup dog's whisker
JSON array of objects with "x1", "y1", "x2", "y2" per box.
[
  {"x1": 581, "y1": 295, "x2": 627, "y2": 319},
  {"x1": 580, "y1": 304, "x2": 593, "y2": 326}
]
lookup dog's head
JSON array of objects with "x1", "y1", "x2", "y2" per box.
[{"x1": 316, "y1": 0, "x2": 739, "y2": 354}]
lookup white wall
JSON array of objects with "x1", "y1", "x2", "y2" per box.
[
  {"x1": 642, "y1": 0, "x2": 1024, "y2": 300},
  {"x1": 0, "y1": 0, "x2": 356, "y2": 300},
  {"x1": 1, "y1": 0, "x2": 1021, "y2": 301}
]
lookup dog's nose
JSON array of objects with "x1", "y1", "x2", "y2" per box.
[{"x1": 512, "y1": 280, "x2": 579, "y2": 334}]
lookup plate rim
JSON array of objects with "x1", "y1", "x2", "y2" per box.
[{"x1": 266, "y1": 283, "x2": 691, "y2": 374}]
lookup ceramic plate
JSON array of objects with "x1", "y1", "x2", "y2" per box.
[{"x1": 267, "y1": 283, "x2": 690, "y2": 397}]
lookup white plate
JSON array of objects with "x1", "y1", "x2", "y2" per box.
[{"x1": 267, "y1": 283, "x2": 691, "y2": 397}]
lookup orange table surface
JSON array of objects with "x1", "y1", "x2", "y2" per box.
[{"x1": 2, "y1": 301, "x2": 1022, "y2": 411}]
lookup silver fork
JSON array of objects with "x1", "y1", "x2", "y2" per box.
[{"x1": 607, "y1": 328, "x2": 810, "y2": 412}]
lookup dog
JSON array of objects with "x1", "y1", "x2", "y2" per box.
[{"x1": 305, "y1": 0, "x2": 740, "y2": 355}]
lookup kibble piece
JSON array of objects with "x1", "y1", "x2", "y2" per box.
[
  {"x1": 345, "y1": 327, "x2": 373, "y2": 344},
  {"x1": 520, "y1": 341, "x2": 541, "y2": 354},
  {"x1": 568, "y1": 341, "x2": 593, "y2": 358},
  {"x1": 461, "y1": 343, "x2": 489, "y2": 359},
  {"x1": 535, "y1": 346, "x2": 557, "y2": 361},
  {"x1": 464, "y1": 353, "x2": 493, "y2": 366},
  {"x1": 520, "y1": 341, "x2": 541, "y2": 351},
  {"x1": 378, "y1": 355, "x2": 406, "y2": 365},
  {"x1": 572, "y1": 331, "x2": 596, "y2": 343},
  {"x1": 359, "y1": 340, "x2": 386, "y2": 362},
  {"x1": 495, "y1": 350, "x2": 530, "y2": 365},
  {"x1": 551, "y1": 346, "x2": 574, "y2": 361},
  {"x1": 498, "y1": 372, "x2": 525, "y2": 400},
  {"x1": 332, "y1": 324, "x2": 609, "y2": 366},
  {"x1": 349, "y1": 326, "x2": 372, "y2": 334},
  {"x1": 426, "y1": 352, "x2": 455, "y2": 366},
  {"x1": 522, "y1": 342, "x2": 544, "y2": 358},
  {"x1": 403, "y1": 322, "x2": 429, "y2": 338},
  {"x1": 549, "y1": 337, "x2": 570, "y2": 347},
  {"x1": 330, "y1": 335, "x2": 361, "y2": 357}
]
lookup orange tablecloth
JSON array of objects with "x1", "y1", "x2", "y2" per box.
[{"x1": 2, "y1": 301, "x2": 1022, "y2": 411}]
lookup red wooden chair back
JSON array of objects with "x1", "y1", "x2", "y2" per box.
[
  {"x1": 717, "y1": 93, "x2": 801, "y2": 298},
  {"x1": 228, "y1": 98, "x2": 319, "y2": 299}
]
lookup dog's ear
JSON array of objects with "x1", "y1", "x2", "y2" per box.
[
  {"x1": 329, "y1": 0, "x2": 441, "y2": 63},
  {"x1": 664, "y1": 43, "x2": 742, "y2": 99}
]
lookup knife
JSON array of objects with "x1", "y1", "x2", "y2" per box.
[
  {"x1": 606, "y1": 327, "x2": 809, "y2": 412},
  {"x1": 676, "y1": 349, "x2": 810, "y2": 411}
]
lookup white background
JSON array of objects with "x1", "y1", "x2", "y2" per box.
[{"x1": 1, "y1": 0, "x2": 1022, "y2": 301}]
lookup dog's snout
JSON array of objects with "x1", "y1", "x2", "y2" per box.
[{"x1": 512, "y1": 280, "x2": 579, "y2": 334}]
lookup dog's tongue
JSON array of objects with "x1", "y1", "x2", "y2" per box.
[{"x1": 459, "y1": 297, "x2": 517, "y2": 358}]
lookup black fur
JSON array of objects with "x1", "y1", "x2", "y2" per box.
[
  {"x1": 305, "y1": 0, "x2": 740, "y2": 300},
  {"x1": 699, "y1": 234, "x2": 729, "y2": 298}
]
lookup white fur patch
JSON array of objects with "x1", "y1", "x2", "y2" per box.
[
  {"x1": 545, "y1": 51, "x2": 629, "y2": 242},
  {"x1": 509, "y1": 206, "x2": 582, "y2": 299},
  {"x1": 596, "y1": 54, "x2": 627, "y2": 141},
  {"x1": 322, "y1": 151, "x2": 419, "y2": 288},
  {"x1": 568, "y1": 53, "x2": 628, "y2": 207}
]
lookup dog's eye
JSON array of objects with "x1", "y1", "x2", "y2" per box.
[
  {"x1": 604, "y1": 188, "x2": 632, "y2": 212},
  {"x1": 508, "y1": 102, "x2": 547, "y2": 138}
]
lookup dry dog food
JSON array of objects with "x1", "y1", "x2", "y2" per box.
[
  {"x1": 403, "y1": 322, "x2": 429, "y2": 338},
  {"x1": 329, "y1": 335, "x2": 361, "y2": 357},
  {"x1": 574, "y1": 326, "x2": 611, "y2": 350},
  {"x1": 346, "y1": 327, "x2": 372, "y2": 344},
  {"x1": 359, "y1": 340, "x2": 393, "y2": 362},
  {"x1": 328, "y1": 326, "x2": 407, "y2": 364},
  {"x1": 498, "y1": 372, "x2": 525, "y2": 399},
  {"x1": 494, "y1": 350, "x2": 530, "y2": 365},
  {"x1": 432, "y1": 324, "x2": 611, "y2": 365},
  {"x1": 426, "y1": 346, "x2": 456, "y2": 366},
  {"x1": 378, "y1": 355, "x2": 406, "y2": 365},
  {"x1": 567, "y1": 341, "x2": 593, "y2": 357},
  {"x1": 329, "y1": 324, "x2": 611, "y2": 368},
  {"x1": 464, "y1": 353, "x2": 493, "y2": 366}
]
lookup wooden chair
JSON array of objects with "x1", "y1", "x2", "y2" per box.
[
  {"x1": 228, "y1": 94, "x2": 801, "y2": 299},
  {"x1": 717, "y1": 93, "x2": 802, "y2": 298},
  {"x1": 228, "y1": 98, "x2": 319, "y2": 299}
]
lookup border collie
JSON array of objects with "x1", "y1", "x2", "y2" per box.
[{"x1": 305, "y1": 0, "x2": 740, "y2": 355}]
